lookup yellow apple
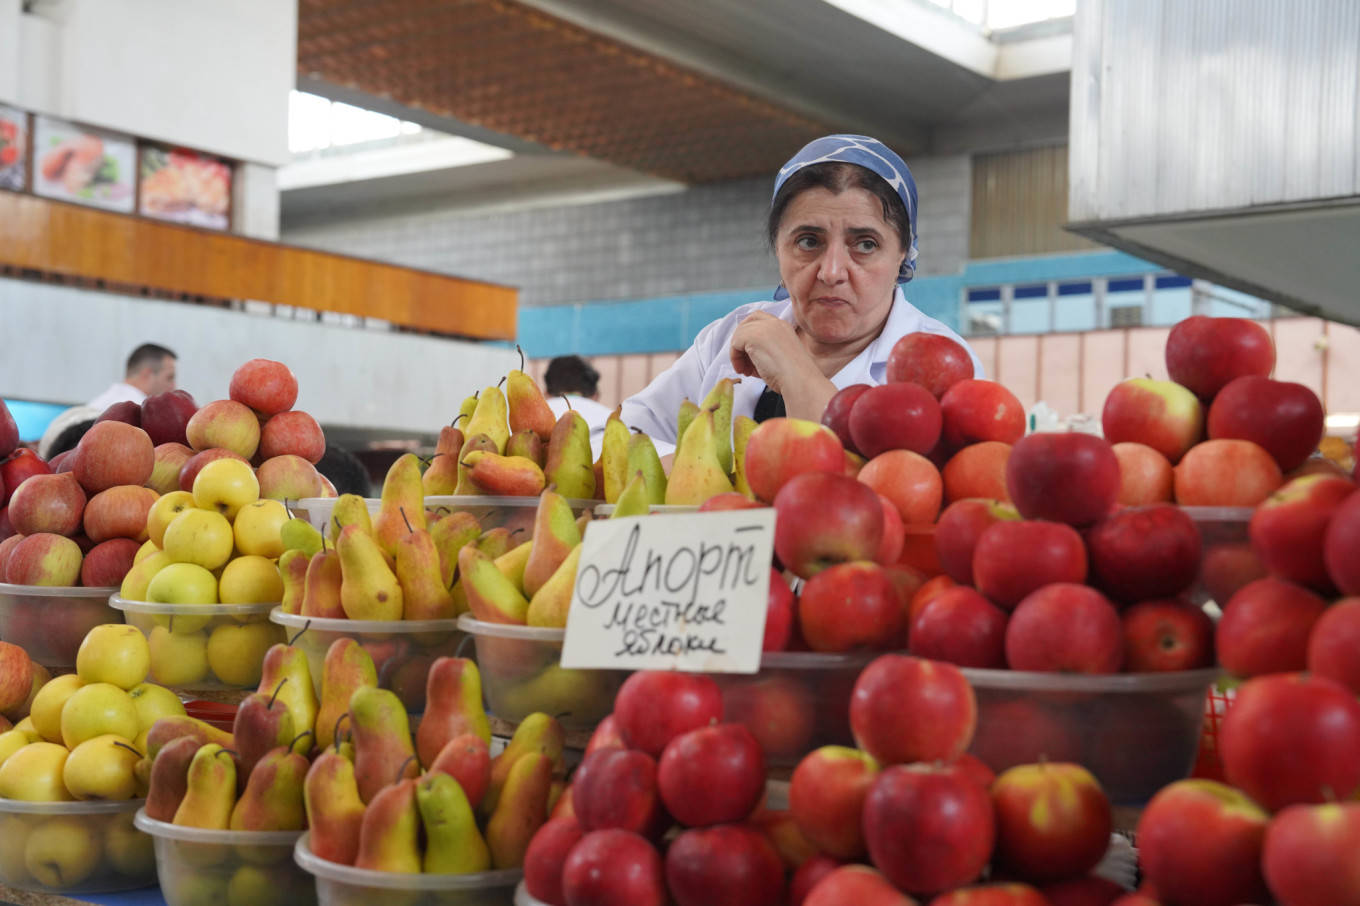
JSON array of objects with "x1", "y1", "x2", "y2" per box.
[
  {"x1": 206, "y1": 622, "x2": 279, "y2": 687},
  {"x1": 60, "y1": 682, "x2": 140, "y2": 749},
  {"x1": 0, "y1": 729, "x2": 28, "y2": 768},
  {"x1": 146, "y1": 561, "x2": 219, "y2": 607},
  {"x1": 14, "y1": 715, "x2": 41, "y2": 742},
  {"x1": 129, "y1": 681, "x2": 187, "y2": 730},
  {"x1": 0, "y1": 742, "x2": 73, "y2": 800},
  {"x1": 25, "y1": 816, "x2": 101, "y2": 887},
  {"x1": 76, "y1": 623, "x2": 151, "y2": 690},
  {"x1": 193, "y1": 458, "x2": 260, "y2": 521},
  {"x1": 147, "y1": 626, "x2": 211, "y2": 686},
  {"x1": 219, "y1": 555, "x2": 284, "y2": 605},
  {"x1": 0, "y1": 815, "x2": 30, "y2": 883},
  {"x1": 120, "y1": 550, "x2": 173, "y2": 601},
  {"x1": 105, "y1": 810, "x2": 155, "y2": 876},
  {"x1": 29, "y1": 674, "x2": 84, "y2": 743},
  {"x1": 232, "y1": 499, "x2": 289, "y2": 559},
  {"x1": 63, "y1": 733, "x2": 142, "y2": 800},
  {"x1": 162, "y1": 508, "x2": 234, "y2": 571},
  {"x1": 134, "y1": 539, "x2": 159, "y2": 564},
  {"x1": 146, "y1": 490, "x2": 197, "y2": 548}
]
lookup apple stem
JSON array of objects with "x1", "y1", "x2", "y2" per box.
[
  {"x1": 400, "y1": 507, "x2": 413, "y2": 534},
  {"x1": 289, "y1": 730, "x2": 314, "y2": 755},
  {"x1": 113, "y1": 740, "x2": 144, "y2": 759},
  {"x1": 395, "y1": 754, "x2": 417, "y2": 783},
  {"x1": 269, "y1": 677, "x2": 288, "y2": 708}
]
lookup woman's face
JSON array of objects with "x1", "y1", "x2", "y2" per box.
[{"x1": 775, "y1": 186, "x2": 906, "y2": 348}]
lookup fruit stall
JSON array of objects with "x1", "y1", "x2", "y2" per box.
[{"x1": 0, "y1": 317, "x2": 1357, "y2": 906}]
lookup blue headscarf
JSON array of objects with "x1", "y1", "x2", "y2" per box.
[{"x1": 771, "y1": 134, "x2": 919, "y2": 300}]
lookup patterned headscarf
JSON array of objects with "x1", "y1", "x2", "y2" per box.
[{"x1": 771, "y1": 134, "x2": 919, "y2": 300}]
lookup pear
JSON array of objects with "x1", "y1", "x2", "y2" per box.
[
  {"x1": 429, "y1": 510, "x2": 481, "y2": 589},
  {"x1": 315, "y1": 638, "x2": 378, "y2": 752},
  {"x1": 483, "y1": 712, "x2": 566, "y2": 817},
  {"x1": 337, "y1": 524, "x2": 403, "y2": 621},
  {"x1": 434, "y1": 424, "x2": 465, "y2": 457},
  {"x1": 485, "y1": 752, "x2": 553, "y2": 869},
  {"x1": 231, "y1": 686, "x2": 294, "y2": 781},
  {"x1": 462, "y1": 451, "x2": 546, "y2": 497},
  {"x1": 475, "y1": 526, "x2": 522, "y2": 560},
  {"x1": 353, "y1": 777, "x2": 421, "y2": 872},
  {"x1": 417, "y1": 771, "x2": 491, "y2": 873},
  {"x1": 676, "y1": 398, "x2": 700, "y2": 445},
  {"x1": 544, "y1": 411, "x2": 596, "y2": 500},
  {"x1": 732, "y1": 414, "x2": 758, "y2": 498},
  {"x1": 427, "y1": 733, "x2": 492, "y2": 810},
  {"x1": 277, "y1": 549, "x2": 311, "y2": 615},
  {"x1": 328, "y1": 494, "x2": 374, "y2": 545},
  {"x1": 496, "y1": 666, "x2": 614, "y2": 733},
  {"x1": 506, "y1": 350, "x2": 557, "y2": 442},
  {"x1": 700, "y1": 377, "x2": 738, "y2": 473},
  {"x1": 421, "y1": 453, "x2": 461, "y2": 496},
  {"x1": 349, "y1": 687, "x2": 419, "y2": 804},
  {"x1": 395, "y1": 528, "x2": 455, "y2": 621},
  {"x1": 522, "y1": 490, "x2": 582, "y2": 599},
  {"x1": 257, "y1": 645, "x2": 318, "y2": 738},
  {"x1": 627, "y1": 433, "x2": 667, "y2": 504},
  {"x1": 465, "y1": 384, "x2": 510, "y2": 453},
  {"x1": 665, "y1": 407, "x2": 734, "y2": 505},
  {"x1": 373, "y1": 454, "x2": 425, "y2": 560},
  {"x1": 458, "y1": 546, "x2": 530, "y2": 624},
  {"x1": 494, "y1": 540, "x2": 534, "y2": 593},
  {"x1": 145, "y1": 715, "x2": 233, "y2": 760},
  {"x1": 303, "y1": 749, "x2": 366, "y2": 866},
  {"x1": 416, "y1": 657, "x2": 491, "y2": 766},
  {"x1": 611, "y1": 471, "x2": 651, "y2": 519},
  {"x1": 299, "y1": 548, "x2": 345, "y2": 620},
  {"x1": 172, "y1": 744, "x2": 237, "y2": 830},
  {"x1": 505, "y1": 429, "x2": 546, "y2": 467},
  {"x1": 229, "y1": 740, "x2": 309, "y2": 831},
  {"x1": 144, "y1": 735, "x2": 201, "y2": 822},
  {"x1": 456, "y1": 392, "x2": 480, "y2": 429},
  {"x1": 280, "y1": 519, "x2": 323, "y2": 556},
  {"x1": 526, "y1": 544, "x2": 582, "y2": 629},
  {"x1": 453, "y1": 434, "x2": 500, "y2": 496},
  {"x1": 600, "y1": 411, "x2": 631, "y2": 504}
]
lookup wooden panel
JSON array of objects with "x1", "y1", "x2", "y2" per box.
[
  {"x1": 996, "y1": 335, "x2": 1040, "y2": 411},
  {"x1": 1324, "y1": 322, "x2": 1360, "y2": 414},
  {"x1": 1126, "y1": 327, "x2": 1172, "y2": 382},
  {"x1": 1271, "y1": 318, "x2": 1326, "y2": 396},
  {"x1": 970, "y1": 145, "x2": 1099, "y2": 259},
  {"x1": 969, "y1": 337, "x2": 999, "y2": 383},
  {"x1": 0, "y1": 191, "x2": 515, "y2": 340},
  {"x1": 648, "y1": 352, "x2": 681, "y2": 382},
  {"x1": 591, "y1": 357, "x2": 622, "y2": 410},
  {"x1": 1036, "y1": 333, "x2": 1081, "y2": 418},
  {"x1": 617, "y1": 355, "x2": 652, "y2": 403},
  {"x1": 1081, "y1": 331, "x2": 1126, "y2": 415}
]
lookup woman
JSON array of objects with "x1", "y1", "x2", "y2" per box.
[{"x1": 620, "y1": 134, "x2": 983, "y2": 449}]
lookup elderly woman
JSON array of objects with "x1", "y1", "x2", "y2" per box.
[{"x1": 619, "y1": 134, "x2": 983, "y2": 447}]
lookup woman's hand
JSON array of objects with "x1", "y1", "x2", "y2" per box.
[{"x1": 729, "y1": 312, "x2": 838, "y2": 421}]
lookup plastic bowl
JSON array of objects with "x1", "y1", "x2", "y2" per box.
[
  {"x1": 271, "y1": 607, "x2": 466, "y2": 710},
  {"x1": 1183, "y1": 506, "x2": 1253, "y2": 606},
  {"x1": 591, "y1": 503, "x2": 700, "y2": 517},
  {"x1": 288, "y1": 495, "x2": 597, "y2": 536},
  {"x1": 110, "y1": 596, "x2": 284, "y2": 691},
  {"x1": 136, "y1": 810, "x2": 315, "y2": 906},
  {"x1": 295, "y1": 831, "x2": 521, "y2": 906},
  {"x1": 961, "y1": 666, "x2": 1220, "y2": 806},
  {"x1": 0, "y1": 797, "x2": 155, "y2": 893},
  {"x1": 457, "y1": 616, "x2": 628, "y2": 733},
  {"x1": 0, "y1": 583, "x2": 121, "y2": 670}
]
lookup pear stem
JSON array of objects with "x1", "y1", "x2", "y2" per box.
[
  {"x1": 497, "y1": 375, "x2": 506, "y2": 389},
  {"x1": 400, "y1": 507, "x2": 413, "y2": 534},
  {"x1": 561, "y1": 394, "x2": 574, "y2": 411},
  {"x1": 289, "y1": 730, "x2": 315, "y2": 755},
  {"x1": 332, "y1": 713, "x2": 351, "y2": 752},
  {"x1": 516, "y1": 344, "x2": 525, "y2": 371},
  {"x1": 395, "y1": 754, "x2": 417, "y2": 783},
  {"x1": 269, "y1": 677, "x2": 289, "y2": 708},
  {"x1": 288, "y1": 624, "x2": 310, "y2": 646}
]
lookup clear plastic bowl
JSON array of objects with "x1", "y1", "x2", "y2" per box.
[
  {"x1": 0, "y1": 797, "x2": 155, "y2": 893},
  {"x1": 110, "y1": 595, "x2": 284, "y2": 691},
  {"x1": 271, "y1": 607, "x2": 466, "y2": 710},
  {"x1": 288, "y1": 496, "x2": 597, "y2": 536},
  {"x1": 457, "y1": 616, "x2": 628, "y2": 733},
  {"x1": 1183, "y1": 505, "x2": 1253, "y2": 606},
  {"x1": 591, "y1": 503, "x2": 700, "y2": 517},
  {"x1": 295, "y1": 830, "x2": 522, "y2": 906},
  {"x1": 0, "y1": 583, "x2": 121, "y2": 670},
  {"x1": 135, "y1": 809, "x2": 314, "y2": 906}
]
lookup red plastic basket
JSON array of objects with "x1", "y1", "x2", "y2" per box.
[
  {"x1": 1191, "y1": 685, "x2": 1236, "y2": 782},
  {"x1": 184, "y1": 699, "x2": 239, "y2": 733}
]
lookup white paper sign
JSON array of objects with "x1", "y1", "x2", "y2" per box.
[{"x1": 560, "y1": 510, "x2": 775, "y2": 674}]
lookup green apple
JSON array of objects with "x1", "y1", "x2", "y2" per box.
[
  {"x1": 0, "y1": 742, "x2": 73, "y2": 800},
  {"x1": 146, "y1": 490, "x2": 197, "y2": 548},
  {"x1": 218, "y1": 555, "x2": 284, "y2": 606},
  {"x1": 120, "y1": 550, "x2": 173, "y2": 601},
  {"x1": 76, "y1": 623, "x2": 151, "y2": 691},
  {"x1": 29, "y1": 674, "x2": 84, "y2": 743},
  {"x1": 193, "y1": 458, "x2": 260, "y2": 521},
  {"x1": 162, "y1": 508, "x2": 234, "y2": 571},
  {"x1": 25, "y1": 816, "x2": 101, "y2": 887},
  {"x1": 134, "y1": 539, "x2": 159, "y2": 564},
  {"x1": 0, "y1": 729, "x2": 28, "y2": 768},
  {"x1": 105, "y1": 810, "x2": 155, "y2": 877},
  {"x1": 233, "y1": 499, "x2": 289, "y2": 559},
  {"x1": 206, "y1": 622, "x2": 279, "y2": 687},
  {"x1": 60, "y1": 682, "x2": 140, "y2": 749},
  {"x1": 146, "y1": 563, "x2": 219, "y2": 634},
  {"x1": 148, "y1": 626, "x2": 211, "y2": 686},
  {"x1": 0, "y1": 815, "x2": 32, "y2": 883},
  {"x1": 62, "y1": 733, "x2": 141, "y2": 800},
  {"x1": 129, "y1": 681, "x2": 187, "y2": 730}
]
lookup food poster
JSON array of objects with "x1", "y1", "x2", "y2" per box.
[
  {"x1": 139, "y1": 144, "x2": 232, "y2": 229},
  {"x1": 0, "y1": 105, "x2": 26, "y2": 191},
  {"x1": 33, "y1": 115, "x2": 136, "y2": 211}
]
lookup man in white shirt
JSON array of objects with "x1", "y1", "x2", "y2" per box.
[
  {"x1": 87, "y1": 344, "x2": 178, "y2": 412},
  {"x1": 543, "y1": 356, "x2": 614, "y2": 459}
]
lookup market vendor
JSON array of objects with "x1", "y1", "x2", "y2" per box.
[{"x1": 619, "y1": 134, "x2": 984, "y2": 448}]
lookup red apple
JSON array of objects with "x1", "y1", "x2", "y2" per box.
[
  {"x1": 1086, "y1": 504, "x2": 1202, "y2": 604},
  {"x1": 805, "y1": 866, "x2": 919, "y2": 906},
  {"x1": 83, "y1": 484, "x2": 156, "y2": 542},
  {"x1": 1135, "y1": 779, "x2": 1270, "y2": 906},
  {"x1": 798, "y1": 561, "x2": 903, "y2": 652},
  {"x1": 665, "y1": 823, "x2": 785, "y2": 906},
  {"x1": 1108, "y1": 893, "x2": 1160, "y2": 906},
  {"x1": 0, "y1": 534, "x2": 24, "y2": 577},
  {"x1": 1216, "y1": 577, "x2": 1327, "y2": 678},
  {"x1": 822, "y1": 384, "x2": 872, "y2": 454},
  {"x1": 1308, "y1": 597, "x2": 1360, "y2": 694},
  {"x1": 1208, "y1": 376, "x2": 1324, "y2": 473},
  {"x1": 721, "y1": 674, "x2": 815, "y2": 763},
  {"x1": 1219, "y1": 672, "x2": 1360, "y2": 810},
  {"x1": 561, "y1": 829, "x2": 666, "y2": 906},
  {"x1": 1040, "y1": 877, "x2": 1126, "y2": 906},
  {"x1": 790, "y1": 855, "x2": 845, "y2": 906},
  {"x1": 927, "y1": 884, "x2": 1050, "y2": 906},
  {"x1": 991, "y1": 761, "x2": 1113, "y2": 883},
  {"x1": 1249, "y1": 474, "x2": 1353, "y2": 591},
  {"x1": 1101, "y1": 378, "x2": 1203, "y2": 463},
  {"x1": 908, "y1": 574, "x2": 958, "y2": 625},
  {"x1": 744, "y1": 418, "x2": 846, "y2": 503},
  {"x1": 256, "y1": 454, "x2": 323, "y2": 500},
  {"x1": 848, "y1": 382, "x2": 942, "y2": 459},
  {"x1": 857, "y1": 449, "x2": 943, "y2": 525},
  {"x1": 863, "y1": 763, "x2": 995, "y2": 895},
  {"x1": 186, "y1": 399, "x2": 261, "y2": 459},
  {"x1": 0, "y1": 449, "x2": 51, "y2": 507},
  {"x1": 78, "y1": 537, "x2": 142, "y2": 588},
  {"x1": 1165, "y1": 315, "x2": 1275, "y2": 400},
  {"x1": 1006, "y1": 433, "x2": 1120, "y2": 526},
  {"x1": 230, "y1": 358, "x2": 299, "y2": 416},
  {"x1": 972, "y1": 519, "x2": 1087, "y2": 611},
  {"x1": 613, "y1": 671, "x2": 723, "y2": 758},
  {"x1": 524, "y1": 816, "x2": 585, "y2": 906},
  {"x1": 140, "y1": 389, "x2": 198, "y2": 446},
  {"x1": 1324, "y1": 489, "x2": 1360, "y2": 595},
  {"x1": 934, "y1": 498, "x2": 1020, "y2": 586},
  {"x1": 1174, "y1": 438, "x2": 1283, "y2": 506},
  {"x1": 7, "y1": 472, "x2": 86, "y2": 536},
  {"x1": 658, "y1": 723, "x2": 765, "y2": 827},
  {"x1": 147, "y1": 442, "x2": 194, "y2": 494},
  {"x1": 1005, "y1": 583, "x2": 1124, "y2": 673},
  {"x1": 763, "y1": 569, "x2": 795, "y2": 651},
  {"x1": 47, "y1": 451, "x2": 72, "y2": 473},
  {"x1": 875, "y1": 495, "x2": 905, "y2": 565},
  {"x1": 947, "y1": 753, "x2": 996, "y2": 789},
  {"x1": 909, "y1": 586, "x2": 1007, "y2": 668},
  {"x1": 572, "y1": 747, "x2": 663, "y2": 836},
  {"x1": 96, "y1": 400, "x2": 142, "y2": 428},
  {"x1": 940, "y1": 380, "x2": 1026, "y2": 447},
  {"x1": 789, "y1": 745, "x2": 880, "y2": 859},
  {"x1": 747, "y1": 805, "x2": 818, "y2": 870},
  {"x1": 1111, "y1": 442, "x2": 1174, "y2": 505},
  {"x1": 1261, "y1": 801, "x2": 1360, "y2": 906},
  {"x1": 886, "y1": 332, "x2": 975, "y2": 398},
  {"x1": 850, "y1": 654, "x2": 976, "y2": 765},
  {"x1": 71, "y1": 421, "x2": 155, "y2": 494},
  {"x1": 698, "y1": 492, "x2": 765, "y2": 513},
  {"x1": 774, "y1": 472, "x2": 884, "y2": 579},
  {"x1": 177, "y1": 448, "x2": 250, "y2": 492},
  {"x1": 1121, "y1": 599, "x2": 1214, "y2": 672},
  {"x1": 585, "y1": 715, "x2": 624, "y2": 756},
  {"x1": 260, "y1": 410, "x2": 326, "y2": 463},
  {"x1": 941, "y1": 441, "x2": 1012, "y2": 505},
  {"x1": 1200, "y1": 541, "x2": 1269, "y2": 606},
  {"x1": 0, "y1": 401, "x2": 16, "y2": 459},
  {"x1": 4, "y1": 532, "x2": 82, "y2": 585},
  {"x1": 969, "y1": 699, "x2": 1084, "y2": 772}
]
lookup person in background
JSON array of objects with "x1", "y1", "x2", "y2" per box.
[
  {"x1": 544, "y1": 355, "x2": 614, "y2": 458},
  {"x1": 37, "y1": 412, "x2": 98, "y2": 461},
  {"x1": 316, "y1": 445, "x2": 374, "y2": 498},
  {"x1": 87, "y1": 343, "x2": 178, "y2": 411},
  {"x1": 619, "y1": 134, "x2": 983, "y2": 446}
]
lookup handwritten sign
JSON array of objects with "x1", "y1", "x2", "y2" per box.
[{"x1": 560, "y1": 509, "x2": 775, "y2": 674}]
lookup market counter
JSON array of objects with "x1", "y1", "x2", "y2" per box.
[{"x1": 0, "y1": 886, "x2": 165, "y2": 906}]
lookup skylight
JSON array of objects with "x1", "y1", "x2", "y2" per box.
[
  {"x1": 288, "y1": 91, "x2": 425, "y2": 156},
  {"x1": 926, "y1": 0, "x2": 1076, "y2": 31}
]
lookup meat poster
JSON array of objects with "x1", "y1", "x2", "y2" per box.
[
  {"x1": 0, "y1": 105, "x2": 26, "y2": 191},
  {"x1": 33, "y1": 115, "x2": 135, "y2": 212},
  {"x1": 139, "y1": 145, "x2": 231, "y2": 229}
]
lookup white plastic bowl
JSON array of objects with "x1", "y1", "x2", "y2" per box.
[
  {"x1": 0, "y1": 582, "x2": 120, "y2": 670},
  {"x1": 288, "y1": 495, "x2": 596, "y2": 535},
  {"x1": 0, "y1": 797, "x2": 154, "y2": 893},
  {"x1": 110, "y1": 595, "x2": 284, "y2": 690}
]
